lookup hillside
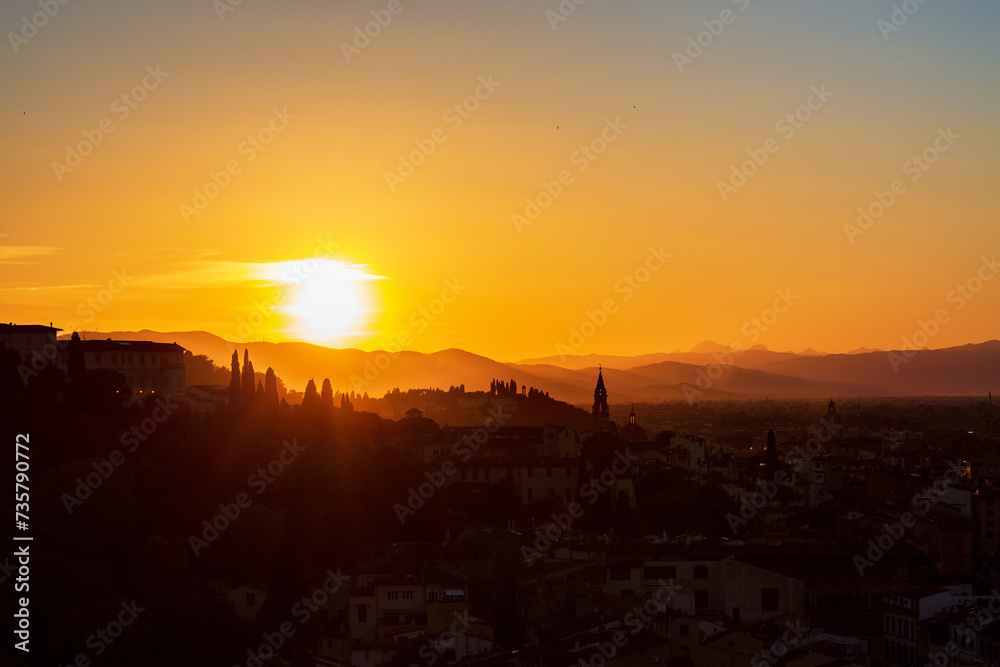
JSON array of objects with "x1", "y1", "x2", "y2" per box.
[{"x1": 60, "y1": 331, "x2": 1000, "y2": 403}]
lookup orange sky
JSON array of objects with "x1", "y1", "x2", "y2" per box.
[{"x1": 2, "y1": 0, "x2": 998, "y2": 360}]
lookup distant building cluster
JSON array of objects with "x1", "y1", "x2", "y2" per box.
[
  {"x1": 2, "y1": 322, "x2": 186, "y2": 398},
  {"x1": 304, "y1": 372, "x2": 998, "y2": 666}
]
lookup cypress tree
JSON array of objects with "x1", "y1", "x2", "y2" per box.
[
  {"x1": 302, "y1": 379, "x2": 318, "y2": 413},
  {"x1": 229, "y1": 350, "x2": 241, "y2": 409},
  {"x1": 321, "y1": 379, "x2": 333, "y2": 412},
  {"x1": 264, "y1": 367, "x2": 278, "y2": 410},
  {"x1": 241, "y1": 350, "x2": 255, "y2": 403}
]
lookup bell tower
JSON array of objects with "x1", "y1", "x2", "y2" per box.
[{"x1": 592, "y1": 366, "x2": 610, "y2": 431}]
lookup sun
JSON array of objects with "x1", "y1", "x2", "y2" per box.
[{"x1": 259, "y1": 259, "x2": 382, "y2": 346}]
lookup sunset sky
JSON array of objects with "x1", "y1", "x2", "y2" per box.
[{"x1": 2, "y1": 0, "x2": 998, "y2": 361}]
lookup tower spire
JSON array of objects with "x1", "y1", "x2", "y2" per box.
[{"x1": 592, "y1": 366, "x2": 609, "y2": 431}]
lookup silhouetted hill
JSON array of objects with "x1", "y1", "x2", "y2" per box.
[
  {"x1": 60, "y1": 331, "x2": 1000, "y2": 403},
  {"x1": 758, "y1": 342, "x2": 1000, "y2": 397},
  {"x1": 518, "y1": 348, "x2": 803, "y2": 372}
]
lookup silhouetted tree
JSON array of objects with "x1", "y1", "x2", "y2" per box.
[
  {"x1": 302, "y1": 379, "x2": 318, "y2": 415},
  {"x1": 184, "y1": 351, "x2": 228, "y2": 385},
  {"x1": 321, "y1": 378, "x2": 333, "y2": 412},
  {"x1": 241, "y1": 350, "x2": 255, "y2": 404},
  {"x1": 264, "y1": 367, "x2": 278, "y2": 411},
  {"x1": 229, "y1": 350, "x2": 241, "y2": 409}
]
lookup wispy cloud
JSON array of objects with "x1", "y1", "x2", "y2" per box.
[
  {"x1": 139, "y1": 258, "x2": 385, "y2": 289},
  {"x1": 138, "y1": 261, "x2": 262, "y2": 289},
  {"x1": 0, "y1": 245, "x2": 61, "y2": 264},
  {"x1": 0, "y1": 284, "x2": 98, "y2": 291}
]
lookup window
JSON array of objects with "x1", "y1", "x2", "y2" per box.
[
  {"x1": 693, "y1": 565, "x2": 709, "y2": 579},
  {"x1": 566, "y1": 488, "x2": 572, "y2": 501},
  {"x1": 547, "y1": 468, "x2": 552, "y2": 477},
  {"x1": 643, "y1": 566, "x2": 677, "y2": 580},
  {"x1": 761, "y1": 587, "x2": 779, "y2": 611},
  {"x1": 357, "y1": 605, "x2": 368, "y2": 623},
  {"x1": 472, "y1": 468, "x2": 478, "y2": 481},
  {"x1": 528, "y1": 467, "x2": 533, "y2": 477},
  {"x1": 548, "y1": 488, "x2": 555, "y2": 498},
  {"x1": 620, "y1": 589, "x2": 636, "y2": 598},
  {"x1": 386, "y1": 591, "x2": 398, "y2": 601},
  {"x1": 694, "y1": 590, "x2": 709, "y2": 609},
  {"x1": 610, "y1": 566, "x2": 631, "y2": 581},
  {"x1": 402, "y1": 591, "x2": 413, "y2": 600},
  {"x1": 527, "y1": 488, "x2": 533, "y2": 502},
  {"x1": 679, "y1": 624, "x2": 690, "y2": 636},
  {"x1": 427, "y1": 591, "x2": 438, "y2": 602}
]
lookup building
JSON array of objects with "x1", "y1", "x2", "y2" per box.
[
  {"x1": 0, "y1": 322, "x2": 62, "y2": 362},
  {"x1": 343, "y1": 564, "x2": 493, "y2": 664},
  {"x1": 227, "y1": 584, "x2": 268, "y2": 621},
  {"x1": 604, "y1": 555, "x2": 804, "y2": 624},
  {"x1": 2, "y1": 324, "x2": 187, "y2": 398},
  {"x1": 58, "y1": 333, "x2": 186, "y2": 397},
  {"x1": 975, "y1": 487, "x2": 1000, "y2": 555},
  {"x1": 618, "y1": 406, "x2": 648, "y2": 442},
  {"x1": 881, "y1": 585, "x2": 974, "y2": 666},
  {"x1": 671, "y1": 434, "x2": 708, "y2": 473}
]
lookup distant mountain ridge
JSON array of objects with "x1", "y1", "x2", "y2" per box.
[{"x1": 60, "y1": 331, "x2": 1000, "y2": 403}]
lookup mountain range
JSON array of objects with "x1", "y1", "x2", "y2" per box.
[{"x1": 63, "y1": 331, "x2": 1000, "y2": 404}]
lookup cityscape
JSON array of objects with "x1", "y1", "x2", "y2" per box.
[{"x1": 2, "y1": 1, "x2": 999, "y2": 666}]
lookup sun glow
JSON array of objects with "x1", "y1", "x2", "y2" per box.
[{"x1": 259, "y1": 259, "x2": 383, "y2": 346}]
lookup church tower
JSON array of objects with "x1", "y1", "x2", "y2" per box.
[
  {"x1": 824, "y1": 399, "x2": 844, "y2": 435},
  {"x1": 592, "y1": 366, "x2": 610, "y2": 431}
]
